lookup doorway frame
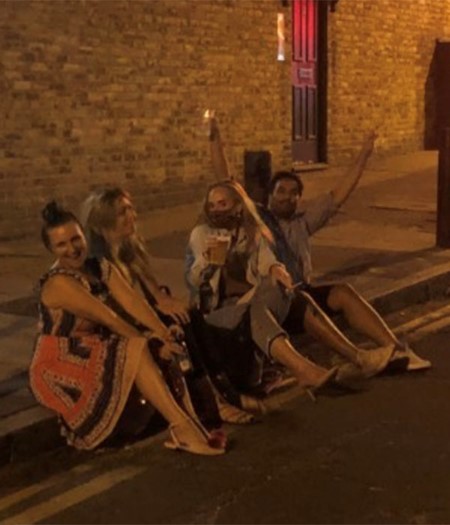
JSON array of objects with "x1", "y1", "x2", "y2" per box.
[{"x1": 291, "y1": 0, "x2": 329, "y2": 165}]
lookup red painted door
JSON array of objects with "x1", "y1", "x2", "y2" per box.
[{"x1": 292, "y1": 0, "x2": 319, "y2": 164}]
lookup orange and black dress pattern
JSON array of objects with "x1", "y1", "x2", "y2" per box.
[{"x1": 29, "y1": 258, "x2": 145, "y2": 450}]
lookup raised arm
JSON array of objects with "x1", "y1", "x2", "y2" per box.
[
  {"x1": 331, "y1": 131, "x2": 377, "y2": 208},
  {"x1": 209, "y1": 116, "x2": 234, "y2": 181},
  {"x1": 42, "y1": 274, "x2": 140, "y2": 339}
]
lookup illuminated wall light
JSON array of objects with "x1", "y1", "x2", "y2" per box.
[{"x1": 277, "y1": 12, "x2": 286, "y2": 61}]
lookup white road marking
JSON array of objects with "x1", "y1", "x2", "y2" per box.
[
  {"x1": 2, "y1": 465, "x2": 144, "y2": 525},
  {"x1": 393, "y1": 304, "x2": 450, "y2": 340},
  {"x1": 0, "y1": 464, "x2": 92, "y2": 513},
  {"x1": 401, "y1": 316, "x2": 450, "y2": 341},
  {"x1": 1, "y1": 303, "x2": 449, "y2": 523}
]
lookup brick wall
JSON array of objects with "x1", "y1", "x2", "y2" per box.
[
  {"x1": 0, "y1": 0, "x2": 291, "y2": 238},
  {"x1": 327, "y1": 0, "x2": 450, "y2": 161},
  {"x1": 2, "y1": 0, "x2": 450, "y2": 238}
]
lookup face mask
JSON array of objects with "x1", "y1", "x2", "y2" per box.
[{"x1": 209, "y1": 210, "x2": 241, "y2": 230}]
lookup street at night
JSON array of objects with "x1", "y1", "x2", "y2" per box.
[
  {"x1": 0, "y1": 299, "x2": 448, "y2": 525},
  {"x1": 2, "y1": 1, "x2": 450, "y2": 523}
]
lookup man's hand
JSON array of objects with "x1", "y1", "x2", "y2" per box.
[
  {"x1": 156, "y1": 295, "x2": 190, "y2": 325},
  {"x1": 270, "y1": 264, "x2": 294, "y2": 290}
]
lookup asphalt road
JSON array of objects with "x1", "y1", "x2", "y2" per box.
[{"x1": 0, "y1": 299, "x2": 449, "y2": 525}]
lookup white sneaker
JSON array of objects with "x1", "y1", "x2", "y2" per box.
[
  {"x1": 357, "y1": 344, "x2": 396, "y2": 378},
  {"x1": 401, "y1": 344, "x2": 432, "y2": 372}
]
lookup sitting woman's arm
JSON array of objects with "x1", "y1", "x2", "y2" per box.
[
  {"x1": 42, "y1": 274, "x2": 140, "y2": 339},
  {"x1": 135, "y1": 269, "x2": 190, "y2": 325},
  {"x1": 106, "y1": 263, "x2": 172, "y2": 338},
  {"x1": 130, "y1": 261, "x2": 163, "y2": 299}
]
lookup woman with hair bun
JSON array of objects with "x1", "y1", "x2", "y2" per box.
[{"x1": 29, "y1": 201, "x2": 225, "y2": 455}]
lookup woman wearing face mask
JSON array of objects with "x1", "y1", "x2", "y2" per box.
[
  {"x1": 29, "y1": 201, "x2": 225, "y2": 455},
  {"x1": 186, "y1": 180, "x2": 339, "y2": 399},
  {"x1": 80, "y1": 188, "x2": 259, "y2": 424}
]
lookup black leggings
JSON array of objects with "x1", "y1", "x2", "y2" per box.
[{"x1": 188, "y1": 309, "x2": 261, "y2": 402}]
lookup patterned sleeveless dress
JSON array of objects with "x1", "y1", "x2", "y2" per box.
[{"x1": 29, "y1": 258, "x2": 146, "y2": 450}]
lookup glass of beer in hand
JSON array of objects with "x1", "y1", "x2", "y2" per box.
[{"x1": 207, "y1": 233, "x2": 231, "y2": 266}]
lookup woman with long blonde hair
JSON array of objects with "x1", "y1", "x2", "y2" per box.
[{"x1": 81, "y1": 187, "x2": 259, "y2": 425}]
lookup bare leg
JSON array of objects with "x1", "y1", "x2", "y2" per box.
[
  {"x1": 269, "y1": 334, "x2": 336, "y2": 389},
  {"x1": 134, "y1": 349, "x2": 223, "y2": 454},
  {"x1": 326, "y1": 283, "x2": 400, "y2": 347},
  {"x1": 327, "y1": 285, "x2": 431, "y2": 371},
  {"x1": 301, "y1": 295, "x2": 394, "y2": 377},
  {"x1": 304, "y1": 305, "x2": 361, "y2": 365}
]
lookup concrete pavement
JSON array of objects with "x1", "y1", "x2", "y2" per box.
[{"x1": 1, "y1": 149, "x2": 450, "y2": 466}]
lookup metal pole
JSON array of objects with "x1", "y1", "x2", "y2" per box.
[{"x1": 436, "y1": 127, "x2": 450, "y2": 248}]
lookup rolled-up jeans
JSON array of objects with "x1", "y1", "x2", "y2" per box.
[{"x1": 206, "y1": 277, "x2": 307, "y2": 359}]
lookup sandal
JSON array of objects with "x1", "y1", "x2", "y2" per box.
[
  {"x1": 210, "y1": 380, "x2": 256, "y2": 424},
  {"x1": 217, "y1": 400, "x2": 256, "y2": 425},
  {"x1": 164, "y1": 419, "x2": 226, "y2": 456},
  {"x1": 263, "y1": 372, "x2": 297, "y2": 396},
  {"x1": 240, "y1": 395, "x2": 268, "y2": 415},
  {"x1": 300, "y1": 366, "x2": 339, "y2": 402}
]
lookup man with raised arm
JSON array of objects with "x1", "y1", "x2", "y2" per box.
[{"x1": 208, "y1": 117, "x2": 430, "y2": 372}]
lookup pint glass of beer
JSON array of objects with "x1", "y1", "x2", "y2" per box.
[{"x1": 207, "y1": 233, "x2": 231, "y2": 265}]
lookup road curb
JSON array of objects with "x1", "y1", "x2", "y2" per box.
[
  {"x1": 0, "y1": 406, "x2": 61, "y2": 466},
  {"x1": 1, "y1": 263, "x2": 450, "y2": 468},
  {"x1": 366, "y1": 263, "x2": 450, "y2": 315}
]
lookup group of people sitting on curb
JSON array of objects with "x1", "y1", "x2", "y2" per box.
[{"x1": 29, "y1": 117, "x2": 431, "y2": 456}]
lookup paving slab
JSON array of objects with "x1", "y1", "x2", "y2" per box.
[{"x1": 0, "y1": 314, "x2": 36, "y2": 384}]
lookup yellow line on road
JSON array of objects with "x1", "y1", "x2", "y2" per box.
[
  {"x1": 0, "y1": 464, "x2": 92, "y2": 513},
  {"x1": 406, "y1": 316, "x2": 450, "y2": 341},
  {"x1": 393, "y1": 303, "x2": 450, "y2": 336},
  {"x1": 0, "y1": 478, "x2": 57, "y2": 515},
  {"x1": 2, "y1": 465, "x2": 144, "y2": 525},
  {"x1": 1, "y1": 303, "x2": 449, "y2": 523}
]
